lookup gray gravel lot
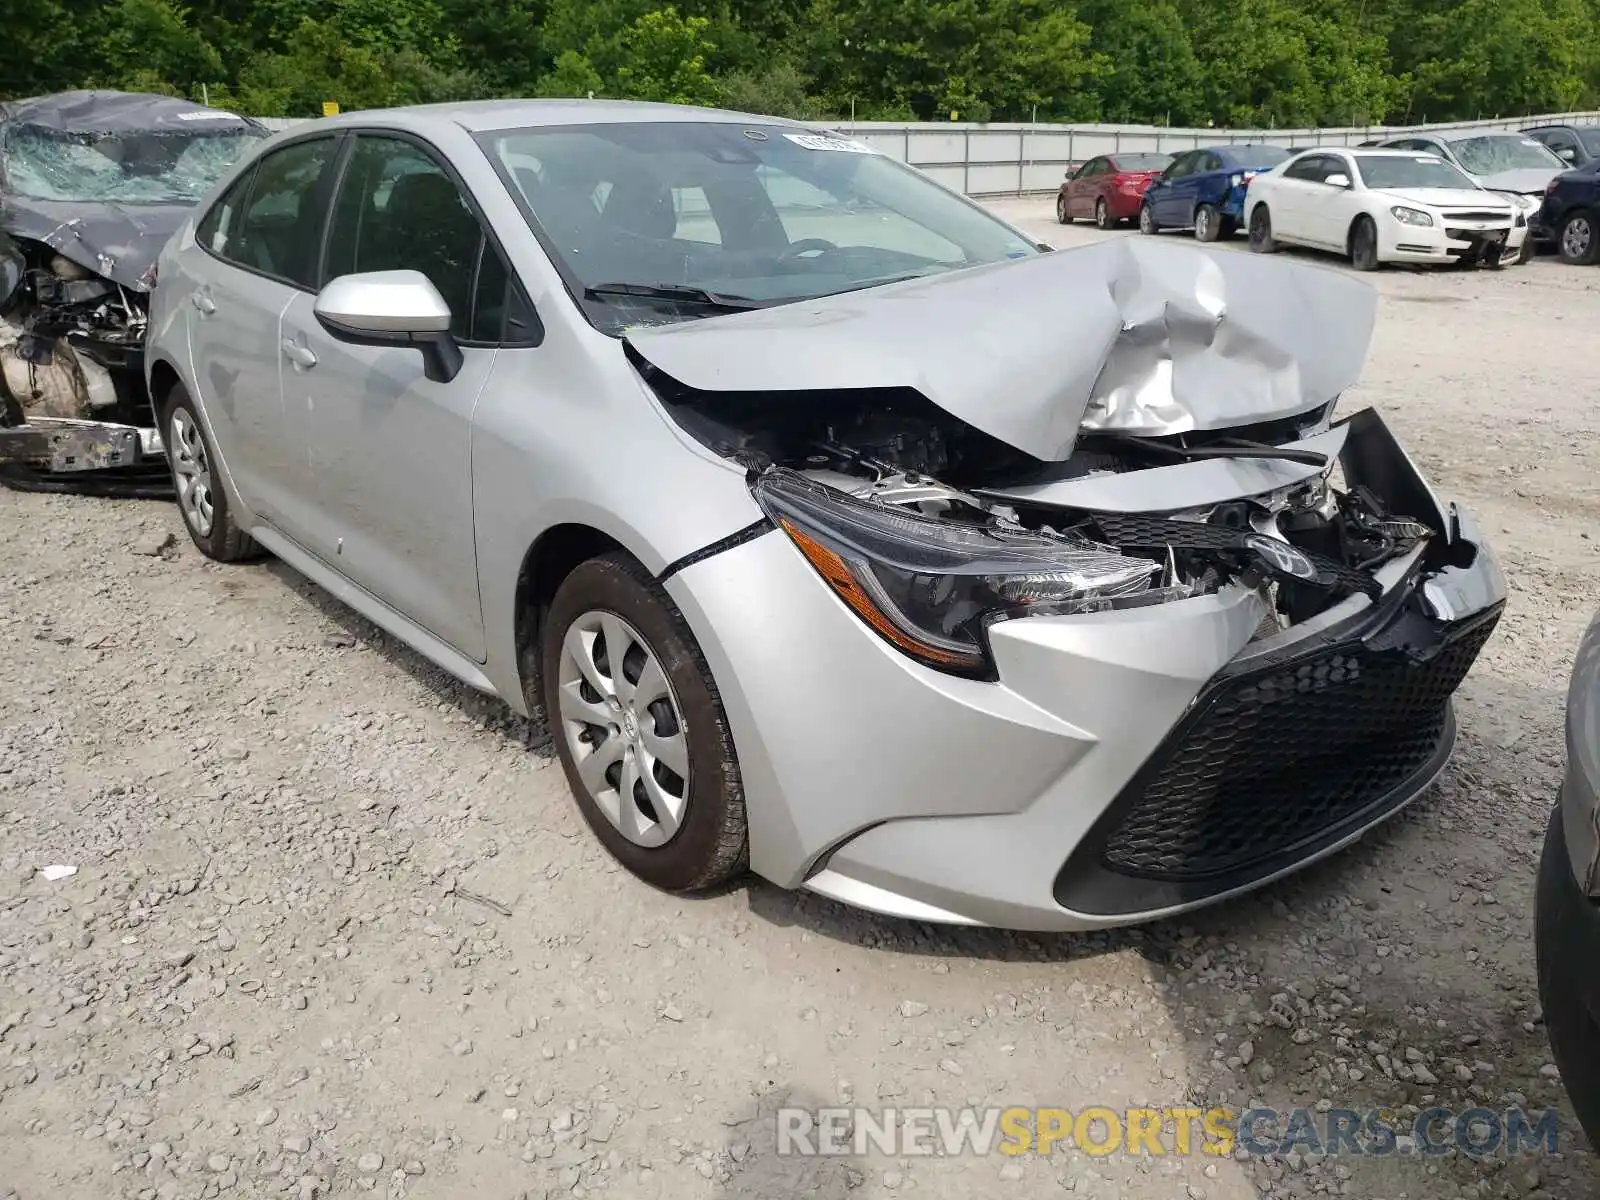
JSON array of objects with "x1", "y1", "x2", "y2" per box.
[{"x1": 3, "y1": 201, "x2": 1599, "y2": 1200}]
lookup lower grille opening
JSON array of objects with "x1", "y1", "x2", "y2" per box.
[{"x1": 1055, "y1": 602, "x2": 1501, "y2": 913}]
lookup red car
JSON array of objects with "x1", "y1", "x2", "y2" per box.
[{"x1": 1056, "y1": 152, "x2": 1175, "y2": 229}]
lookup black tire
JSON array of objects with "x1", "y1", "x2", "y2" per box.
[
  {"x1": 1559, "y1": 209, "x2": 1600, "y2": 265},
  {"x1": 1193, "y1": 204, "x2": 1222, "y2": 242},
  {"x1": 1138, "y1": 204, "x2": 1157, "y2": 236},
  {"x1": 1516, "y1": 234, "x2": 1535, "y2": 265},
  {"x1": 1535, "y1": 805, "x2": 1600, "y2": 1151},
  {"x1": 1094, "y1": 198, "x2": 1112, "y2": 230},
  {"x1": 160, "y1": 382, "x2": 259, "y2": 562},
  {"x1": 1055, "y1": 194, "x2": 1071, "y2": 225},
  {"x1": 540, "y1": 551, "x2": 747, "y2": 893},
  {"x1": 1248, "y1": 205, "x2": 1277, "y2": 253},
  {"x1": 1349, "y1": 216, "x2": 1381, "y2": 271}
]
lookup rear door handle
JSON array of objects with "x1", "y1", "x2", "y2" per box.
[
  {"x1": 280, "y1": 338, "x2": 317, "y2": 369},
  {"x1": 191, "y1": 290, "x2": 216, "y2": 315}
]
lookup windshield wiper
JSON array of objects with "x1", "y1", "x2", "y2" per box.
[
  {"x1": 583, "y1": 282, "x2": 768, "y2": 311},
  {"x1": 1109, "y1": 432, "x2": 1329, "y2": 468}
]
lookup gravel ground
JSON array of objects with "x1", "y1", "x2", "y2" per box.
[{"x1": 3, "y1": 200, "x2": 1599, "y2": 1200}]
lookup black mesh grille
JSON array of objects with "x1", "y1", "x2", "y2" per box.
[{"x1": 1098, "y1": 608, "x2": 1499, "y2": 881}]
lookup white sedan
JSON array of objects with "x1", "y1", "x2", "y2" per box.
[{"x1": 1243, "y1": 148, "x2": 1530, "y2": 270}]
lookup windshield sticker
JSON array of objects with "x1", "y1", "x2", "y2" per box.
[
  {"x1": 784, "y1": 133, "x2": 877, "y2": 154},
  {"x1": 177, "y1": 111, "x2": 242, "y2": 122}
]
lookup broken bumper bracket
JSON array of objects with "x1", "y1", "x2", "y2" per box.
[{"x1": 0, "y1": 417, "x2": 155, "y2": 473}]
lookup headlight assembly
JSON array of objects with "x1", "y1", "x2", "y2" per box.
[
  {"x1": 753, "y1": 470, "x2": 1162, "y2": 677},
  {"x1": 1390, "y1": 206, "x2": 1434, "y2": 227}
]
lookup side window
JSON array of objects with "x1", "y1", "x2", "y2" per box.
[
  {"x1": 1545, "y1": 132, "x2": 1579, "y2": 161},
  {"x1": 1086, "y1": 158, "x2": 1107, "y2": 177},
  {"x1": 470, "y1": 243, "x2": 542, "y2": 346},
  {"x1": 325, "y1": 135, "x2": 484, "y2": 339},
  {"x1": 1283, "y1": 156, "x2": 1321, "y2": 182},
  {"x1": 223, "y1": 138, "x2": 337, "y2": 288},
  {"x1": 1165, "y1": 154, "x2": 1193, "y2": 180},
  {"x1": 1200, "y1": 152, "x2": 1224, "y2": 173},
  {"x1": 196, "y1": 166, "x2": 256, "y2": 260}
]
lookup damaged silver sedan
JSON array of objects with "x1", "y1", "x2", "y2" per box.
[
  {"x1": 0, "y1": 90, "x2": 266, "y2": 495},
  {"x1": 146, "y1": 102, "x2": 1505, "y2": 930}
]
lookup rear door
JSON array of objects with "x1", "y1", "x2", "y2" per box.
[
  {"x1": 277, "y1": 131, "x2": 537, "y2": 660},
  {"x1": 184, "y1": 135, "x2": 341, "y2": 535}
]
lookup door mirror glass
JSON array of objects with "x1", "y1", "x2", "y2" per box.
[
  {"x1": 1560, "y1": 147, "x2": 1578, "y2": 162},
  {"x1": 314, "y1": 270, "x2": 463, "y2": 383},
  {"x1": 1324, "y1": 172, "x2": 1352, "y2": 188}
]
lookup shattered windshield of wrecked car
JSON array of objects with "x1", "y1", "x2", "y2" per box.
[
  {"x1": 479, "y1": 121, "x2": 1041, "y2": 332},
  {"x1": 3, "y1": 127, "x2": 263, "y2": 204},
  {"x1": 1447, "y1": 134, "x2": 1564, "y2": 175}
]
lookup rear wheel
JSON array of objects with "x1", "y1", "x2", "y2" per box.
[
  {"x1": 1055, "y1": 194, "x2": 1070, "y2": 225},
  {"x1": 1349, "y1": 216, "x2": 1381, "y2": 271},
  {"x1": 1248, "y1": 205, "x2": 1277, "y2": 253},
  {"x1": 541, "y1": 552, "x2": 748, "y2": 893},
  {"x1": 161, "y1": 382, "x2": 259, "y2": 562},
  {"x1": 1194, "y1": 203, "x2": 1222, "y2": 242},
  {"x1": 1138, "y1": 204, "x2": 1157, "y2": 236},
  {"x1": 1095, "y1": 198, "x2": 1112, "y2": 230},
  {"x1": 1559, "y1": 209, "x2": 1600, "y2": 265}
]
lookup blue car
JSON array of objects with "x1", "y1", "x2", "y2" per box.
[
  {"x1": 1139, "y1": 144, "x2": 1294, "y2": 242},
  {"x1": 1537, "y1": 159, "x2": 1600, "y2": 264}
]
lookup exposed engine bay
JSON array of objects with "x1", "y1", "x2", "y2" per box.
[
  {"x1": 646, "y1": 370, "x2": 1458, "y2": 664},
  {"x1": 0, "y1": 236, "x2": 166, "y2": 494}
]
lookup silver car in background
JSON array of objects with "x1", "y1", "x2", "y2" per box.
[
  {"x1": 1374, "y1": 128, "x2": 1565, "y2": 245},
  {"x1": 145, "y1": 100, "x2": 1505, "y2": 931}
]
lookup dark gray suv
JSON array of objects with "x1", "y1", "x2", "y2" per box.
[{"x1": 1536, "y1": 609, "x2": 1600, "y2": 1148}]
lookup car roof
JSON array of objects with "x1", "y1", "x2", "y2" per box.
[
  {"x1": 306, "y1": 98, "x2": 817, "y2": 136},
  {"x1": 1346, "y1": 147, "x2": 1449, "y2": 157}
]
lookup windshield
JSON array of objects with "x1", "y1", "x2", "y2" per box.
[
  {"x1": 480, "y1": 121, "x2": 1041, "y2": 332},
  {"x1": 1354, "y1": 153, "x2": 1476, "y2": 190},
  {"x1": 3, "y1": 126, "x2": 264, "y2": 204},
  {"x1": 1448, "y1": 134, "x2": 1563, "y2": 175}
]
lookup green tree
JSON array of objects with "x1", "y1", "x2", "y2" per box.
[
  {"x1": 1088, "y1": 2, "x2": 1204, "y2": 125},
  {"x1": 94, "y1": 0, "x2": 223, "y2": 97},
  {"x1": 611, "y1": 8, "x2": 722, "y2": 105}
]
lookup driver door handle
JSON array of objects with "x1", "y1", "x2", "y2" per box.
[
  {"x1": 191, "y1": 290, "x2": 216, "y2": 315},
  {"x1": 281, "y1": 338, "x2": 317, "y2": 369}
]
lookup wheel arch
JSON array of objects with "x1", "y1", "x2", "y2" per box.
[
  {"x1": 512, "y1": 522, "x2": 630, "y2": 707},
  {"x1": 1346, "y1": 210, "x2": 1377, "y2": 255}
]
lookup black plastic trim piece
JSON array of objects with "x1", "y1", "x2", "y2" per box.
[
  {"x1": 657, "y1": 518, "x2": 774, "y2": 583},
  {"x1": 1052, "y1": 595, "x2": 1503, "y2": 918}
]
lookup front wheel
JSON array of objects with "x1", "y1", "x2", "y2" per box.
[
  {"x1": 1194, "y1": 203, "x2": 1223, "y2": 242},
  {"x1": 1349, "y1": 216, "x2": 1381, "y2": 271},
  {"x1": 161, "y1": 382, "x2": 260, "y2": 562},
  {"x1": 541, "y1": 552, "x2": 748, "y2": 893},
  {"x1": 1559, "y1": 210, "x2": 1600, "y2": 265},
  {"x1": 1138, "y1": 204, "x2": 1157, "y2": 236},
  {"x1": 1055, "y1": 194, "x2": 1070, "y2": 225},
  {"x1": 1248, "y1": 205, "x2": 1277, "y2": 253},
  {"x1": 1095, "y1": 198, "x2": 1112, "y2": 230}
]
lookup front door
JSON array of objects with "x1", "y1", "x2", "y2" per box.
[{"x1": 278, "y1": 133, "x2": 508, "y2": 660}]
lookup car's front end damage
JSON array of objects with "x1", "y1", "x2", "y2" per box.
[
  {"x1": 0, "y1": 91, "x2": 265, "y2": 496},
  {"x1": 634, "y1": 237, "x2": 1504, "y2": 930}
]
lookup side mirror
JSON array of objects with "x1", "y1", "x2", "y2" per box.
[
  {"x1": 313, "y1": 270, "x2": 463, "y2": 384},
  {"x1": 1325, "y1": 172, "x2": 1352, "y2": 188},
  {"x1": 1560, "y1": 147, "x2": 1578, "y2": 162}
]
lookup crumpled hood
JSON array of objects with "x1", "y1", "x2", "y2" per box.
[
  {"x1": 625, "y1": 237, "x2": 1377, "y2": 460},
  {"x1": 0, "y1": 197, "x2": 188, "y2": 290},
  {"x1": 1472, "y1": 167, "x2": 1562, "y2": 194}
]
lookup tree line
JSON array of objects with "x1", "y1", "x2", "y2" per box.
[{"x1": 0, "y1": 0, "x2": 1594, "y2": 128}]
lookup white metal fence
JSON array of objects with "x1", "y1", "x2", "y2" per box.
[
  {"x1": 250, "y1": 109, "x2": 1600, "y2": 198},
  {"x1": 828, "y1": 112, "x2": 1600, "y2": 197}
]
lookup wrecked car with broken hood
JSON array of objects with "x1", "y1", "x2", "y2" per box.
[
  {"x1": 0, "y1": 90, "x2": 266, "y2": 495},
  {"x1": 145, "y1": 105, "x2": 1505, "y2": 931}
]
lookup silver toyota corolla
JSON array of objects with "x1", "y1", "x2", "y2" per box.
[{"x1": 145, "y1": 100, "x2": 1506, "y2": 931}]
